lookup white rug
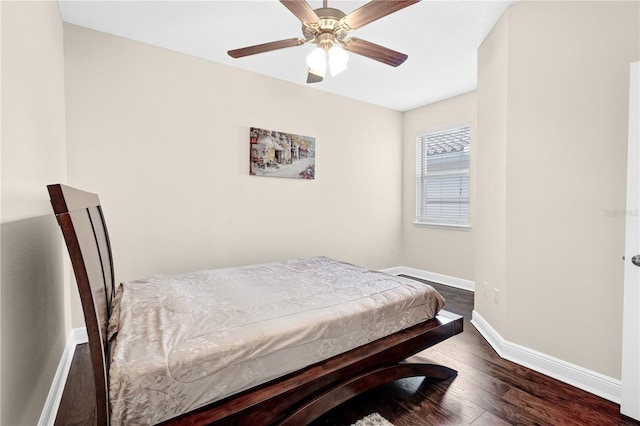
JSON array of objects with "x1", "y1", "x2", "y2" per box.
[{"x1": 351, "y1": 412, "x2": 394, "y2": 426}]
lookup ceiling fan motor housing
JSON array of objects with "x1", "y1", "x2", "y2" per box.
[{"x1": 303, "y1": 7, "x2": 348, "y2": 45}]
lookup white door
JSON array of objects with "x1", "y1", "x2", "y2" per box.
[{"x1": 621, "y1": 60, "x2": 640, "y2": 421}]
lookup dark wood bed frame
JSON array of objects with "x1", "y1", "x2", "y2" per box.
[{"x1": 48, "y1": 183, "x2": 463, "y2": 425}]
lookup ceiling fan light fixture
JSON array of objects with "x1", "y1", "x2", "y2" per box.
[
  {"x1": 328, "y1": 44, "x2": 348, "y2": 76},
  {"x1": 306, "y1": 47, "x2": 327, "y2": 73}
]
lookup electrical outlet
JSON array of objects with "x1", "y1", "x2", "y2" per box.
[
  {"x1": 493, "y1": 288, "x2": 500, "y2": 304},
  {"x1": 390, "y1": 245, "x2": 397, "y2": 254}
]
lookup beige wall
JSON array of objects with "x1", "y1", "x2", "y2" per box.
[
  {"x1": 402, "y1": 92, "x2": 476, "y2": 281},
  {"x1": 0, "y1": 1, "x2": 68, "y2": 424},
  {"x1": 63, "y1": 24, "x2": 404, "y2": 327},
  {"x1": 475, "y1": 4, "x2": 510, "y2": 336},
  {"x1": 475, "y1": 1, "x2": 639, "y2": 379}
]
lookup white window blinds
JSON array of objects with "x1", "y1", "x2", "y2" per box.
[{"x1": 416, "y1": 125, "x2": 470, "y2": 226}]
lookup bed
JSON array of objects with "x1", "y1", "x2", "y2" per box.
[{"x1": 48, "y1": 183, "x2": 463, "y2": 425}]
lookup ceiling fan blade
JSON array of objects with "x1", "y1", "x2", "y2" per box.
[
  {"x1": 307, "y1": 68, "x2": 324, "y2": 83},
  {"x1": 341, "y1": 0, "x2": 420, "y2": 30},
  {"x1": 280, "y1": 0, "x2": 319, "y2": 24},
  {"x1": 343, "y1": 38, "x2": 408, "y2": 67},
  {"x1": 228, "y1": 38, "x2": 305, "y2": 58}
]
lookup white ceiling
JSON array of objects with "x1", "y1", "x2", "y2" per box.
[{"x1": 58, "y1": 0, "x2": 514, "y2": 111}]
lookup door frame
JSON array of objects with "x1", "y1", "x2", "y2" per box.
[{"x1": 621, "y1": 60, "x2": 639, "y2": 421}]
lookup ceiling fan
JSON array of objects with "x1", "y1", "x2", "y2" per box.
[{"x1": 227, "y1": 0, "x2": 420, "y2": 83}]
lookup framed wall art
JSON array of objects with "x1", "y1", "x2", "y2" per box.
[{"x1": 250, "y1": 127, "x2": 315, "y2": 180}]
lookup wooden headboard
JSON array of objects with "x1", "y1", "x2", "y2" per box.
[{"x1": 48, "y1": 184, "x2": 113, "y2": 425}]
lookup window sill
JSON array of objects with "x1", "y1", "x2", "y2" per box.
[{"x1": 413, "y1": 222, "x2": 471, "y2": 231}]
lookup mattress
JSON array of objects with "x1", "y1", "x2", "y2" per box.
[{"x1": 107, "y1": 256, "x2": 445, "y2": 425}]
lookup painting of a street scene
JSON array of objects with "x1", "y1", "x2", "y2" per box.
[{"x1": 250, "y1": 127, "x2": 315, "y2": 179}]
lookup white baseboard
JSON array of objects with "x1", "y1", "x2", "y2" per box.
[
  {"x1": 380, "y1": 265, "x2": 475, "y2": 292},
  {"x1": 381, "y1": 266, "x2": 621, "y2": 403},
  {"x1": 471, "y1": 310, "x2": 622, "y2": 403},
  {"x1": 38, "y1": 327, "x2": 88, "y2": 426},
  {"x1": 73, "y1": 327, "x2": 88, "y2": 344}
]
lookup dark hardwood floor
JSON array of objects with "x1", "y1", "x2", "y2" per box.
[{"x1": 55, "y1": 278, "x2": 637, "y2": 426}]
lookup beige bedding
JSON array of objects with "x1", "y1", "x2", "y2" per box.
[{"x1": 107, "y1": 256, "x2": 445, "y2": 425}]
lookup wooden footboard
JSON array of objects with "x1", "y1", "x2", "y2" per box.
[
  {"x1": 48, "y1": 183, "x2": 463, "y2": 426},
  {"x1": 161, "y1": 314, "x2": 462, "y2": 426}
]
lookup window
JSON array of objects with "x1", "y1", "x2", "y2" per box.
[{"x1": 416, "y1": 125, "x2": 470, "y2": 228}]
